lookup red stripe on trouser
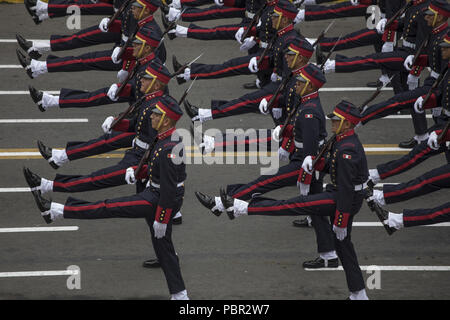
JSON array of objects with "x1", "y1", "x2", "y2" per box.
[
  {"x1": 248, "y1": 199, "x2": 336, "y2": 212},
  {"x1": 384, "y1": 172, "x2": 450, "y2": 198},
  {"x1": 59, "y1": 92, "x2": 107, "y2": 105},
  {"x1": 380, "y1": 147, "x2": 433, "y2": 179},
  {"x1": 188, "y1": 26, "x2": 240, "y2": 33},
  {"x1": 51, "y1": 29, "x2": 102, "y2": 44},
  {"x1": 233, "y1": 169, "x2": 300, "y2": 199},
  {"x1": 212, "y1": 95, "x2": 273, "y2": 115},
  {"x1": 53, "y1": 166, "x2": 137, "y2": 188},
  {"x1": 192, "y1": 62, "x2": 251, "y2": 78},
  {"x1": 66, "y1": 132, "x2": 134, "y2": 156},
  {"x1": 306, "y1": 4, "x2": 366, "y2": 16},
  {"x1": 336, "y1": 57, "x2": 404, "y2": 67},
  {"x1": 47, "y1": 56, "x2": 111, "y2": 68},
  {"x1": 64, "y1": 199, "x2": 150, "y2": 212},
  {"x1": 361, "y1": 98, "x2": 417, "y2": 123},
  {"x1": 403, "y1": 207, "x2": 450, "y2": 222},
  {"x1": 320, "y1": 30, "x2": 375, "y2": 47},
  {"x1": 183, "y1": 8, "x2": 243, "y2": 17}
]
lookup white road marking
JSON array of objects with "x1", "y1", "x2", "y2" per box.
[
  {"x1": 0, "y1": 65, "x2": 22, "y2": 68},
  {"x1": 0, "y1": 91, "x2": 59, "y2": 95},
  {"x1": 0, "y1": 270, "x2": 79, "y2": 278},
  {"x1": 352, "y1": 222, "x2": 450, "y2": 227},
  {"x1": 305, "y1": 266, "x2": 450, "y2": 271},
  {"x1": 0, "y1": 227, "x2": 79, "y2": 233},
  {"x1": 0, "y1": 119, "x2": 88, "y2": 123}
]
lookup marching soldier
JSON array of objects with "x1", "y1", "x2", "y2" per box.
[
  {"x1": 183, "y1": 37, "x2": 314, "y2": 125},
  {"x1": 28, "y1": 26, "x2": 166, "y2": 111},
  {"x1": 23, "y1": 60, "x2": 171, "y2": 196},
  {"x1": 197, "y1": 101, "x2": 370, "y2": 299},
  {"x1": 355, "y1": 1, "x2": 448, "y2": 148},
  {"x1": 17, "y1": 0, "x2": 166, "y2": 79},
  {"x1": 24, "y1": 0, "x2": 114, "y2": 24},
  {"x1": 173, "y1": 0, "x2": 302, "y2": 86},
  {"x1": 20, "y1": 0, "x2": 146, "y2": 56},
  {"x1": 196, "y1": 64, "x2": 340, "y2": 269},
  {"x1": 27, "y1": 95, "x2": 189, "y2": 300}
]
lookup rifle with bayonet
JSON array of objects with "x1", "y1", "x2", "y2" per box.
[
  {"x1": 422, "y1": 67, "x2": 449, "y2": 108},
  {"x1": 437, "y1": 121, "x2": 450, "y2": 145},
  {"x1": 171, "y1": 53, "x2": 204, "y2": 77},
  {"x1": 385, "y1": 0, "x2": 413, "y2": 29},
  {"x1": 110, "y1": 94, "x2": 147, "y2": 130},
  {"x1": 106, "y1": 0, "x2": 133, "y2": 30},
  {"x1": 360, "y1": 75, "x2": 394, "y2": 110},
  {"x1": 312, "y1": 20, "x2": 335, "y2": 47},
  {"x1": 240, "y1": 3, "x2": 267, "y2": 43},
  {"x1": 319, "y1": 34, "x2": 342, "y2": 70},
  {"x1": 411, "y1": 34, "x2": 430, "y2": 67}
]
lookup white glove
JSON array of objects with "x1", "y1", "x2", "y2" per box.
[
  {"x1": 404, "y1": 55, "x2": 414, "y2": 71},
  {"x1": 278, "y1": 147, "x2": 290, "y2": 161},
  {"x1": 294, "y1": 9, "x2": 305, "y2": 24},
  {"x1": 99, "y1": 18, "x2": 110, "y2": 32},
  {"x1": 167, "y1": 7, "x2": 181, "y2": 22},
  {"x1": 153, "y1": 221, "x2": 167, "y2": 239},
  {"x1": 170, "y1": 0, "x2": 182, "y2": 8},
  {"x1": 214, "y1": 0, "x2": 224, "y2": 6},
  {"x1": 248, "y1": 57, "x2": 259, "y2": 73},
  {"x1": 368, "y1": 189, "x2": 386, "y2": 206},
  {"x1": 272, "y1": 125, "x2": 282, "y2": 142},
  {"x1": 298, "y1": 181, "x2": 310, "y2": 196},
  {"x1": 381, "y1": 42, "x2": 394, "y2": 53},
  {"x1": 259, "y1": 98, "x2": 269, "y2": 115},
  {"x1": 102, "y1": 116, "x2": 115, "y2": 134},
  {"x1": 376, "y1": 18, "x2": 387, "y2": 34},
  {"x1": 333, "y1": 225, "x2": 347, "y2": 241},
  {"x1": 117, "y1": 69, "x2": 129, "y2": 83},
  {"x1": 111, "y1": 47, "x2": 122, "y2": 64},
  {"x1": 235, "y1": 27, "x2": 245, "y2": 44},
  {"x1": 199, "y1": 135, "x2": 215, "y2": 154},
  {"x1": 407, "y1": 74, "x2": 419, "y2": 90},
  {"x1": 240, "y1": 36, "x2": 256, "y2": 52},
  {"x1": 272, "y1": 107, "x2": 282, "y2": 120},
  {"x1": 107, "y1": 83, "x2": 119, "y2": 101},
  {"x1": 427, "y1": 131, "x2": 440, "y2": 150},
  {"x1": 125, "y1": 167, "x2": 137, "y2": 185},
  {"x1": 271, "y1": 72, "x2": 280, "y2": 82},
  {"x1": 301, "y1": 155, "x2": 313, "y2": 175},
  {"x1": 414, "y1": 96, "x2": 424, "y2": 114},
  {"x1": 368, "y1": 169, "x2": 381, "y2": 184}
]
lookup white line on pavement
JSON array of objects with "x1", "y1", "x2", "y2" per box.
[
  {"x1": 0, "y1": 270, "x2": 79, "y2": 278},
  {"x1": 305, "y1": 266, "x2": 450, "y2": 271},
  {"x1": 0, "y1": 65, "x2": 21, "y2": 68},
  {"x1": 0, "y1": 119, "x2": 88, "y2": 123},
  {"x1": 0, "y1": 227, "x2": 79, "y2": 233},
  {"x1": 0, "y1": 91, "x2": 59, "y2": 95}
]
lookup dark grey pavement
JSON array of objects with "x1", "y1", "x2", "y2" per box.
[{"x1": 0, "y1": 3, "x2": 449, "y2": 300}]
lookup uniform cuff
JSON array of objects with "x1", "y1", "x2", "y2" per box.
[
  {"x1": 334, "y1": 210, "x2": 350, "y2": 228},
  {"x1": 156, "y1": 206, "x2": 173, "y2": 224}
]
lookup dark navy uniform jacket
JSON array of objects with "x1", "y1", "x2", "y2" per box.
[
  {"x1": 113, "y1": 90, "x2": 166, "y2": 145},
  {"x1": 139, "y1": 128, "x2": 187, "y2": 224},
  {"x1": 323, "y1": 130, "x2": 369, "y2": 228}
]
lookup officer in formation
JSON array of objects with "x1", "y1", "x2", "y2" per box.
[
  {"x1": 18, "y1": 0, "x2": 449, "y2": 300},
  {"x1": 20, "y1": 0, "x2": 188, "y2": 299}
]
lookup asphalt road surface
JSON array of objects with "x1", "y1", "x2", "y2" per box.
[{"x1": 0, "y1": 3, "x2": 449, "y2": 300}]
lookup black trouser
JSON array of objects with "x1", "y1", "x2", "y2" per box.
[
  {"x1": 403, "y1": 201, "x2": 450, "y2": 228},
  {"x1": 227, "y1": 160, "x2": 335, "y2": 254},
  {"x1": 248, "y1": 188, "x2": 366, "y2": 292},
  {"x1": 53, "y1": 147, "x2": 144, "y2": 193},
  {"x1": 63, "y1": 186, "x2": 186, "y2": 294}
]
